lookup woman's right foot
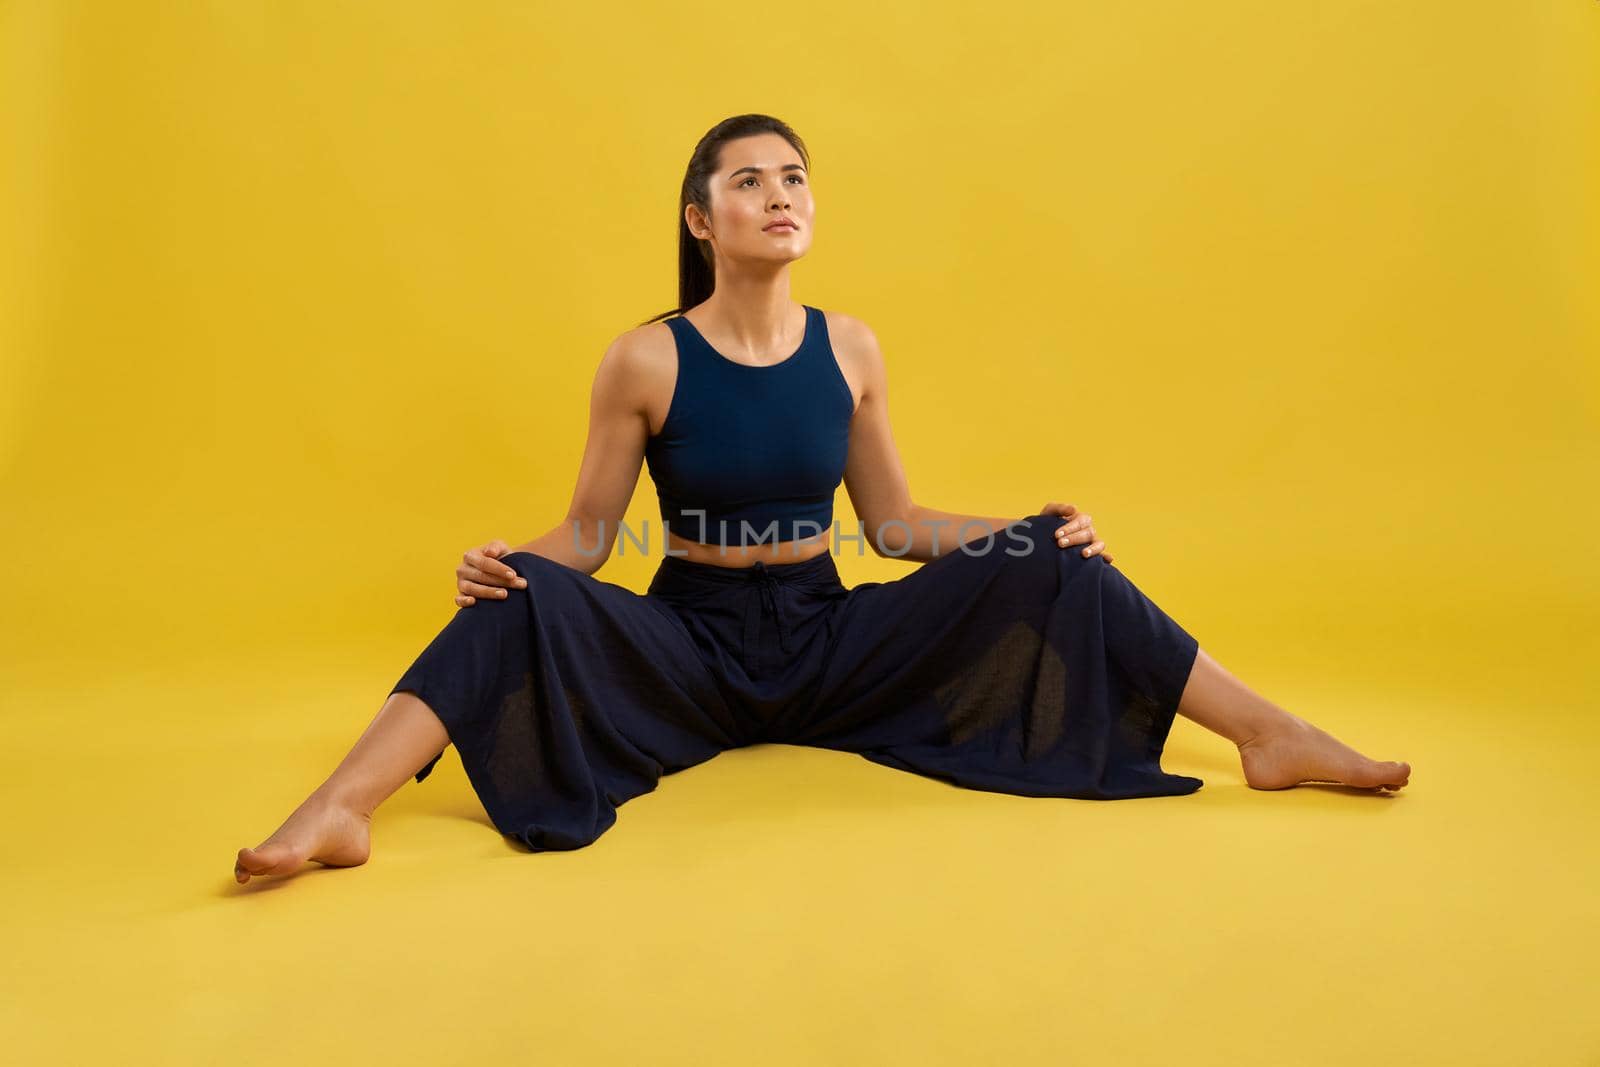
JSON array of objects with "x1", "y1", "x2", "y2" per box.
[
  {"x1": 1238, "y1": 717, "x2": 1411, "y2": 792},
  {"x1": 234, "y1": 794, "x2": 372, "y2": 884}
]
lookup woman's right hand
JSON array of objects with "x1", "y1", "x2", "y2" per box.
[{"x1": 455, "y1": 539, "x2": 527, "y2": 607}]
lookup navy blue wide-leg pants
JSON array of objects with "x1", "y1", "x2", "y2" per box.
[{"x1": 388, "y1": 513, "x2": 1202, "y2": 852}]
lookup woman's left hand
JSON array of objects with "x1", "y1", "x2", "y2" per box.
[{"x1": 1039, "y1": 501, "x2": 1114, "y2": 564}]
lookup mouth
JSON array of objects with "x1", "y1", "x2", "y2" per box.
[{"x1": 764, "y1": 219, "x2": 798, "y2": 233}]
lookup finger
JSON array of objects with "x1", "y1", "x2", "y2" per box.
[
  {"x1": 466, "y1": 546, "x2": 507, "y2": 570},
  {"x1": 1053, "y1": 514, "x2": 1092, "y2": 536},
  {"x1": 1104, "y1": 553, "x2": 1115, "y2": 564},
  {"x1": 1080, "y1": 540, "x2": 1105, "y2": 558},
  {"x1": 459, "y1": 579, "x2": 514, "y2": 599},
  {"x1": 472, "y1": 565, "x2": 525, "y2": 588},
  {"x1": 455, "y1": 595, "x2": 476, "y2": 607},
  {"x1": 1055, "y1": 523, "x2": 1094, "y2": 545},
  {"x1": 1041, "y1": 502, "x2": 1077, "y2": 518},
  {"x1": 464, "y1": 553, "x2": 525, "y2": 586}
]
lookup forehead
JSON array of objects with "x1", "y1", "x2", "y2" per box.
[{"x1": 719, "y1": 134, "x2": 805, "y2": 175}]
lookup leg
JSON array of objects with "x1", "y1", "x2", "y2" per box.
[
  {"x1": 235, "y1": 551, "x2": 738, "y2": 883},
  {"x1": 1175, "y1": 648, "x2": 1411, "y2": 791},
  {"x1": 234, "y1": 691, "x2": 447, "y2": 884},
  {"x1": 792, "y1": 512, "x2": 1410, "y2": 799},
  {"x1": 787, "y1": 514, "x2": 1207, "y2": 799}
]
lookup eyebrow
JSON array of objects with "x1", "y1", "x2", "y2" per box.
[{"x1": 727, "y1": 164, "x2": 806, "y2": 181}]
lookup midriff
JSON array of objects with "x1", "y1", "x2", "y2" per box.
[{"x1": 665, "y1": 527, "x2": 833, "y2": 568}]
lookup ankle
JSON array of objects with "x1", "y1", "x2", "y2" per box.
[
  {"x1": 1236, "y1": 710, "x2": 1309, "y2": 751},
  {"x1": 308, "y1": 783, "x2": 377, "y2": 821}
]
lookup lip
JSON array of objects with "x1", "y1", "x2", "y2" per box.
[{"x1": 763, "y1": 219, "x2": 798, "y2": 232}]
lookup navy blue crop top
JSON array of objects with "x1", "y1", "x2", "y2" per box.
[{"x1": 644, "y1": 304, "x2": 855, "y2": 547}]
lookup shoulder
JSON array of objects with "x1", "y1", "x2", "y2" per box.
[
  {"x1": 602, "y1": 318, "x2": 677, "y2": 373},
  {"x1": 820, "y1": 307, "x2": 884, "y2": 365},
  {"x1": 591, "y1": 319, "x2": 678, "y2": 408},
  {"x1": 819, "y1": 308, "x2": 881, "y2": 357},
  {"x1": 600, "y1": 319, "x2": 683, "y2": 384},
  {"x1": 820, "y1": 308, "x2": 887, "y2": 387}
]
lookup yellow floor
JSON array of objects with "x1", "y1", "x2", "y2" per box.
[
  {"x1": 5, "y1": 1, "x2": 1594, "y2": 1061},
  {"x1": 4, "y1": 603, "x2": 1596, "y2": 1065}
]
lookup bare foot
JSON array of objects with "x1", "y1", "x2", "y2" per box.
[
  {"x1": 1238, "y1": 718, "x2": 1411, "y2": 792},
  {"x1": 234, "y1": 794, "x2": 372, "y2": 884}
]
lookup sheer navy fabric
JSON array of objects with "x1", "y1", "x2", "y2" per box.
[{"x1": 388, "y1": 513, "x2": 1202, "y2": 852}]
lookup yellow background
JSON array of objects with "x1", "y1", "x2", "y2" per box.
[{"x1": 3, "y1": 1, "x2": 1596, "y2": 1063}]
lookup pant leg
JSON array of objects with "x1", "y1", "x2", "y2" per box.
[
  {"x1": 788, "y1": 514, "x2": 1203, "y2": 799},
  {"x1": 389, "y1": 551, "x2": 741, "y2": 851}
]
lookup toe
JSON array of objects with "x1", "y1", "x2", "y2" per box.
[{"x1": 236, "y1": 843, "x2": 285, "y2": 876}]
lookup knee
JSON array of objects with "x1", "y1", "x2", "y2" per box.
[
  {"x1": 502, "y1": 551, "x2": 573, "y2": 586},
  {"x1": 462, "y1": 552, "x2": 551, "y2": 617},
  {"x1": 501, "y1": 551, "x2": 540, "y2": 576},
  {"x1": 1004, "y1": 514, "x2": 1064, "y2": 559},
  {"x1": 499, "y1": 552, "x2": 593, "y2": 615},
  {"x1": 1014, "y1": 513, "x2": 1105, "y2": 562},
  {"x1": 997, "y1": 513, "x2": 1102, "y2": 584}
]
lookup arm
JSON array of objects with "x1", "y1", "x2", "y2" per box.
[
  {"x1": 837, "y1": 316, "x2": 1018, "y2": 564},
  {"x1": 509, "y1": 331, "x2": 656, "y2": 575}
]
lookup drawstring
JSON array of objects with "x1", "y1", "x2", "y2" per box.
[
  {"x1": 750, "y1": 561, "x2": 792, "y2": 654},
  {"x1": 660, "y1": 553, "x2": 844, "y2": 671}
]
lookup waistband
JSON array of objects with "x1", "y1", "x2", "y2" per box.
[
  {"x1": 648, "y1": 548, "x2": 847, "y2": 600},
  {"x1": 651, "y1": 550, "x2": 847, "y2": 660}
]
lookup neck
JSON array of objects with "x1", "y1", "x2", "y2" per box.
[{"x1": 699, "y1": 269, "x2": 797, "y2": 358}]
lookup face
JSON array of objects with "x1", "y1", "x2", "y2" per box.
[{"x1": 686, "y1": 132, "x2": 814, "y2": 270}]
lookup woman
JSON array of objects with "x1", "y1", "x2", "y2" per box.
[{"x1": 235, "y1": 114, "x2": 1410, "y2": 884}]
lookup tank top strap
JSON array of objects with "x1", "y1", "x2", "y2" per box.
[{"x1": 662, "y1": 314, "x2": 715, "y2": 380}]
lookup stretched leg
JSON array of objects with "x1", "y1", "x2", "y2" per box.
[
  {"x1": 235, "y1": 550, "x2": 737, "y2": 884},
  {"x1": 234, "y1": 691, "x2": 447, "y2": 884},
  {"x1": 789, "y1": 514, "x2": 1210, "y2": 800},
  {"x1": 1174, "y1": 647, "x2": 1411, "y2": 791},
  {"x1": 792, "y1": 513, "x2": 1411, "y2": 800}
]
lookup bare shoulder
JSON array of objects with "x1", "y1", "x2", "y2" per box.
[
  {"x1": 599, "y1": 319, "x2": 676, "y2": 373},
  {"x1": 821, "y1": 309, "x2": 883, "y2": 364},
  {"x1": 596, "y1": 319, "x2": 679, "y2": 433},
  {"x1": 821, "y1": 309, "x2": 885, "y2": 408}
]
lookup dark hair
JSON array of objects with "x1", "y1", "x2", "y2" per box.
[{"x1": 638, "y1": 114, "x2": 811, "y2": 327}]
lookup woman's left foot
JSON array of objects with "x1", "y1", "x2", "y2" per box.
[
  {"x1": 1238, "y1": 718, "x2": 1411, "y2": 792},
  {"x1": 234, "y1": 794, "x2": 372, "y2": 885}
]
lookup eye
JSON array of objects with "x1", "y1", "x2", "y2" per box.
[{"x1": 739, "y1": 174, "x2": 806, "y2": 187}]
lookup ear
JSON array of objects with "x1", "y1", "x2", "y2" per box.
[{"x1": 685, "y1": 202, "x2": 712, "y2": 241}]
